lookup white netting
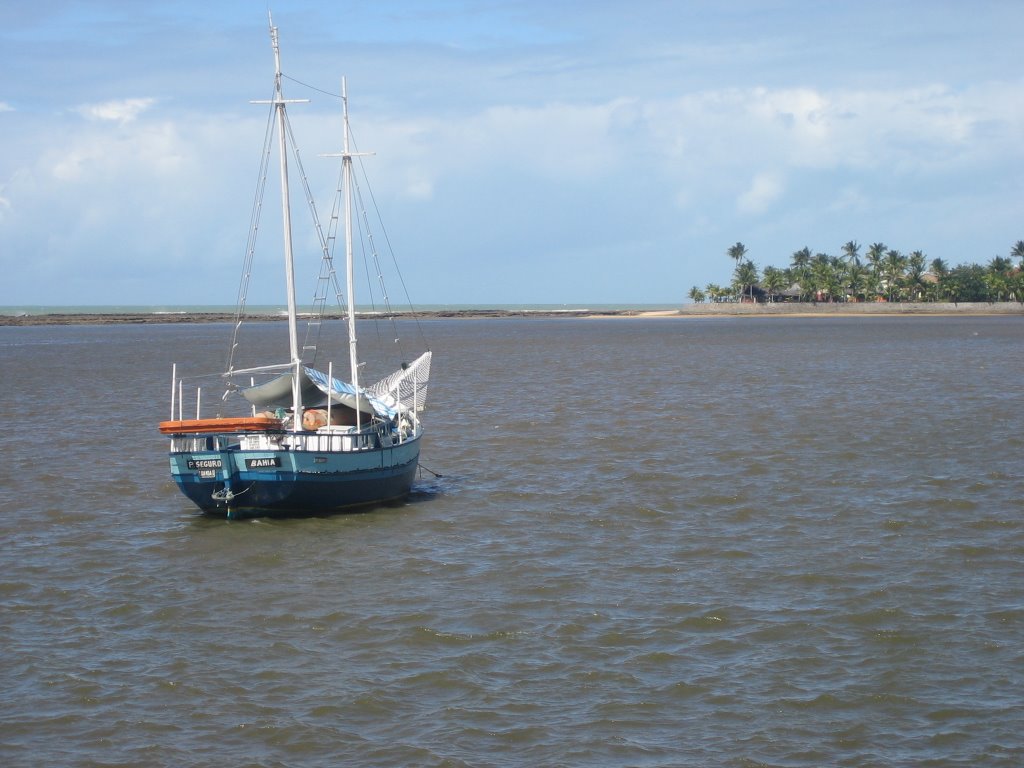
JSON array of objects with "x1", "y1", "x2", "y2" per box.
[{"x1": 367, "y1": 351, "x2": 432, "y2": 413}]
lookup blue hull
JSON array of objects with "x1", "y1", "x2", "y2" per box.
[{"x1": 168, "y1": 438, "x2": 421, "y2": 519}]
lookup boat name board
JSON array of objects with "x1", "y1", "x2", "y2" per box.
[
  {"x1": 187, "y1": 458, "x2": 222, "y2": 470},
  {"x1": 245, "y1": 457, "x2": 282, "y2": 469},
  {"x1": 183, "y1": 456, "x2": 282, "y2": 472}
]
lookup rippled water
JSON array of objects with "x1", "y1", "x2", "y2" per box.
[{"x1": 1, "y1": 317, "x2": 1022, "y2": 767}]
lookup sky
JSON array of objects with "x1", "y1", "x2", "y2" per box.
[{"x1": 1, "y1": 0, "x2": 1022, "y2": 307}]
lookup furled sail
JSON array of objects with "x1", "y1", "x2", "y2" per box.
[{"x1": 238, "y1": 368, "x2": 321, "y2": 408}]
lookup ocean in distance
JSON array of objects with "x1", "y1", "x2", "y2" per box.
[{"x1": 1, "y1": 315, "x2": 1021, "y2": 767}]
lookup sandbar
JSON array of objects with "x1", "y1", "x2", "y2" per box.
[{"x1": 2, "y1": 302, "x2": 1021, "y2": 326}]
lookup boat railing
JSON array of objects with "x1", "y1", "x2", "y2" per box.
[
  {"x1": 168, "y1": 418, "x2": 419, "y2": 455},
  {"x1": 166, "y1": 363, "x2": 423, "y2": 454}
]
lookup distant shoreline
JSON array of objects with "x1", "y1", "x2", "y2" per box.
[
  {"x1": 1, "y1": 302, "x2": 1022, "y2": 326},
  {"x1": 0, "y1": 309, "x2": 648, "y2": 326}
]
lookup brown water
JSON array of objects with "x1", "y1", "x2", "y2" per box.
[{"x1": 1, "y1": 317, "x2": 1022, "y2": 767}]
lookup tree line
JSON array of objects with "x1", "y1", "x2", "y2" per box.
[{"x1": 688, "y1": 240, "x2": 1024, "y2": 305}]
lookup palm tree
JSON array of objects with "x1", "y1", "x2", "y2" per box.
[
  {"x1": 1011, "y1": 240, "x2": 1024, "y2": 267},
  {"x1": 865, "y1": 242, "x2": 886, "y2": 279},
  {"x1": 705, "y1": 283, "x2": 727, "y2": 303},
  {"x1": 906, "y1": 251, "x2": 928, "y2": 300},
  {"x1": 1009, "y1": 268, "x2": 1024, "y2": 303},
  {"x1": 709, "y1": 238, "x2": 1024, "y2": 306},
  {"x1": 883, "y1": 248, "x2": 908, "y2": 301},
  {"x1": 863, "y1": 270, "x2": 882, "y2": 302},
  {"x1": 687, "y1": 286, "x2": 706, "y2": 304},
  {"x1": 809, "y1": 253, "x2": 834, "y2": 301},
  {"x1": 762, "y1": 266, "x2": 787, "y2": 302},
  {"x1": 831, "y1": 255, "x2": 851, "y2": 301},
  {"x1": 926, "y1": 258, "x2": 949, "y2": 302},
  {"x1": 985, "y1": 271, "x2": 1009, "y2": 302},
  {"x1": 989, "y1": 256, "x2": 1013, "y2": 274},
  {"x1": 789, "y1": 247, "x2": 812, "y2": 301},
  {"x1": 986, "y1": 257, "x2": 1014, "y2": 302},
  {"x1": 847, "y1": 263, "x2": 868, "y2": 302},
  {"x1": 733, "y1": 259, "x2": 760, "y2": 303},
  {"x1": 841, "y1": 240, "x2": 861, "y2": 267},
  {"x1": 790, "y1": 247, "x2": 812, "y2": 271},
  {"x1": 727, "y1": 242, "x2": 748, "y2": 270},
  {"x1": 944, "y1": 265, "x2": 988, "y2": 303}
]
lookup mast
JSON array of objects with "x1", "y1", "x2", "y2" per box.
[
  {"x1": 342, "y1": 78, "x2": 359, "y2": 407},
  {"x1": 266, "y1": 16, "x2": 307, "y2": 428},
  {"x1": 323, "y1": 79, "x2": 373, "y2": 428}
]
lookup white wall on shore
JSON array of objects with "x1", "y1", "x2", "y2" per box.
[{"x1": 677, "y1": 302, "x2": 1024, "y2": 315}]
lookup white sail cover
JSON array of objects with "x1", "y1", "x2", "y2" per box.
[{"x1": 367, "y1": 351, "x2": 432, "y2": 414}]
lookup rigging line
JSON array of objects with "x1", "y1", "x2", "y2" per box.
[
  {"x1": 349, "y1": 161, "x2": 409, "y2": 365},
  {"x1": 325, "y1": 145, "x2": 348, "y2": 308},
  {"x1": 355, "y1": 179, "x2": 395, "y2": 318},
  {"x1": 349, "y1": 129, "x2": 430, "y2": 351},
  {"x1": 345, "y1": 125, "x2": 429, "y2": 354},
  {"x1": 282, "y1": 110, "x2": 330, "y2": 257},
  {"x1": 358, "y1": 153, "x2": 430, "y2": 351},
  {"x1": 352, "y1": 168, "x2": 410, "y2": 363},
  {"x1": 311, "y1": 142, "x2": 351, "y2": 352},
  {"x1": 352, "y1": 180, "x2": 390, "y2": 356},
  {"x1": 175, "y1": 371, "x2": 234, "y2": 383},
  {"x1": 340, "y1": 136, "x2": 392, "y2": 358},
  {"x1": 309, "y1": 138, "x2": 348, "y2": 324},
  {"x1": 226, "y1": 96, "x2": 277, "y2": 378},
  {"x1": 280, "y1": 108, "x2": 339, "y2": 366},
  {"x1": 349, "y1": 181, "x2": 378, "y2": 312},
  {"x1": 324, "y1": 145, "x2": 343, "y2": 253},
  {"x1": 282, "y1": 73, "x2": 341, "y2": 100}
]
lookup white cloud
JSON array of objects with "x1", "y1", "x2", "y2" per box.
[
  {"x1": 737, "y1": 172, "x2": 784, "y2": 215},
  {"x1": 0, "y1": 109, "x2": 258, "y2": 301},
  {"x1": 0, "y1": 102, "x2": 14, "y2": 113},
  {"x1": 303, "y1": 75, "x2": 1024, "y2": 225},
  {"x1": 403, "y1": 174, "x2": 434, "y2": 200},
  {"x1": 690, "y1": 81, "x2": 1013, "y2": 164},
  {"x1": 76, "y1": 97, "x2": 156, "y2": 124},
  {"x1": 828, "y1": 186, "x2": 870, "y2": 214},
  {"x1": 47, "y1": 120, "x2": 189, "y2": 182},
  {"x1": 339, "y1": 100, "x2": 626, "y2": 210}
]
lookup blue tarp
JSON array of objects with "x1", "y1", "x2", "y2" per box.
[{"x1": 303, "y1": 367, "x2": 396, "y2": 419}]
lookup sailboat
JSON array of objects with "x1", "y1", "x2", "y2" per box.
[{"x1": 159, "y1": 19, "x2": 432, "y2": 519}]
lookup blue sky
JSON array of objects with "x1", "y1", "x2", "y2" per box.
[{"x1": 1, "y1": 0, "x2": 1021, "y2": 307}]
